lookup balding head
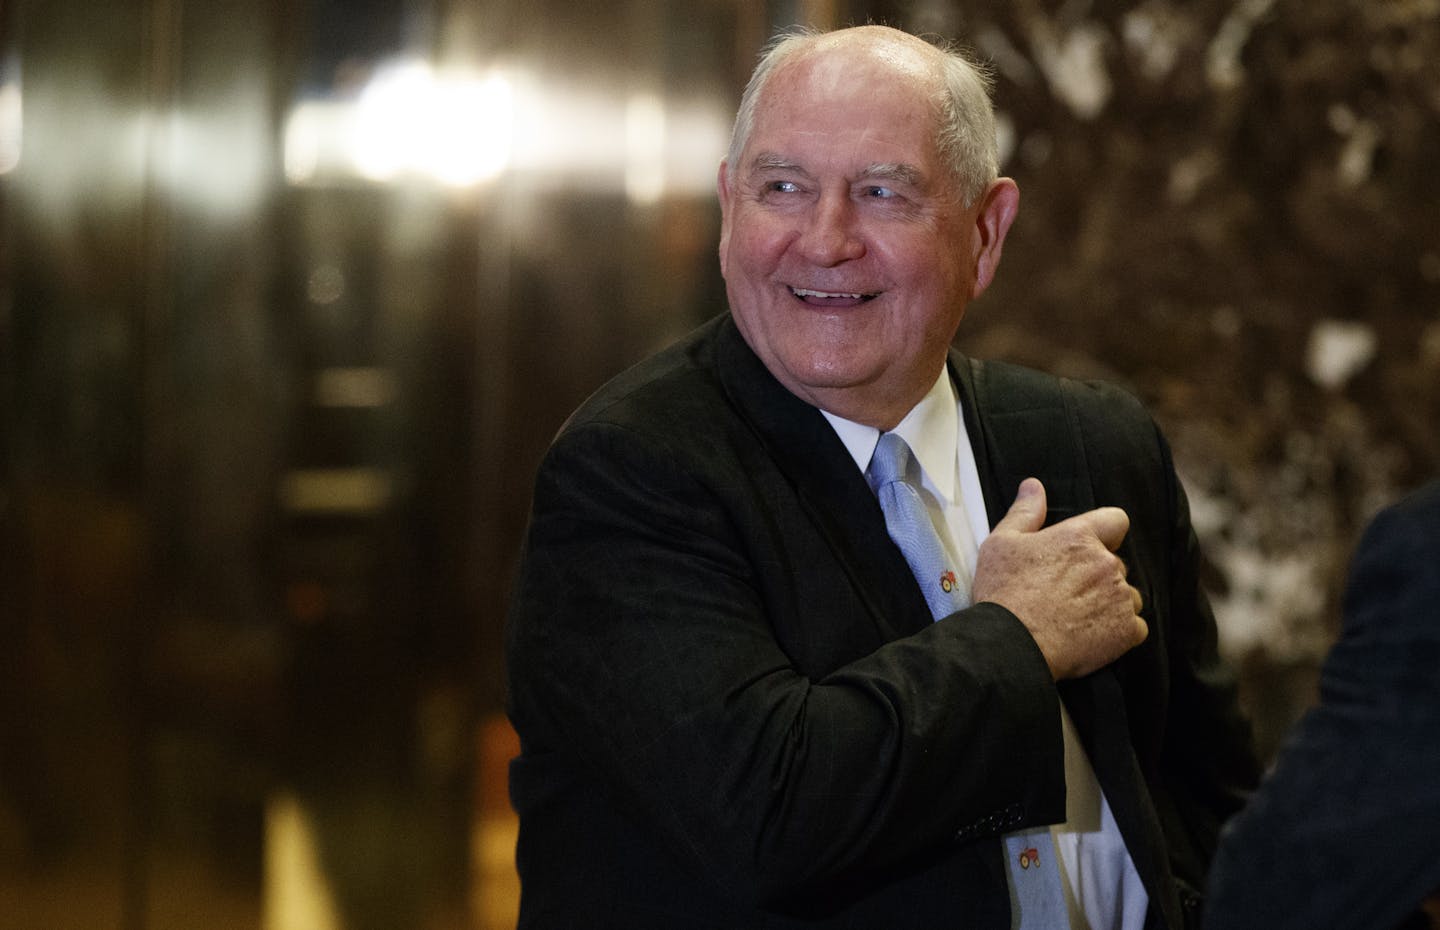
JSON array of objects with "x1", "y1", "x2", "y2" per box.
[{"x1": 726, "y1": 25, "x2": 1000, "y2": 206}]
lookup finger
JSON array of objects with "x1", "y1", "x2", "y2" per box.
[
  {"x1": 991, "y1": 477, "x2": 1047, "y2": 535},
  {"x1": 1130, "y1": 583, "x2": 1143, "y2": 614},
  {"x1": 1079, "y1": 506, "x2": 1130, "y2": 551}
]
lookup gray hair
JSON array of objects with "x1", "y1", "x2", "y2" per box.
[{"x1": 725, "y1": 27, "x2": 1000, "y2": 206}]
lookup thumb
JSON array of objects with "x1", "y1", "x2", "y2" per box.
[
  {"x1": 993, "y1": 477, "x2": 1047, "y2": 534},
  {"x1": 1081, "y1": 506, "x2": 1131, "y2": 552}
]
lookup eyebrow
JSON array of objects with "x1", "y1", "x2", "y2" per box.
[
  {"x1": 746, "y1": 152, "x2": 927, "y2": 188},
  {"x1": 748, "y1": 152, "x2": 808, "y2": 175},
  {"x1": 859, "y1": 162, "x2": 926, "y2": 188}
]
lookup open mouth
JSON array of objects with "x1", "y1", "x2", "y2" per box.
[{"x1": 789, "y1": 287, "x2": 878, "y2": 307}]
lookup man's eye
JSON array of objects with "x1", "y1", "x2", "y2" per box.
[
  {"x1": 768, "y1": 180, "x2": 800, "y2": 194},
  {"x1": 863, "y1": 185, "x2": 896, "y2": 199}
]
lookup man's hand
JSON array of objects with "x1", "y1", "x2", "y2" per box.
[{"x1": 971, "y1": 478, "x2": 1148, "y2": 680}]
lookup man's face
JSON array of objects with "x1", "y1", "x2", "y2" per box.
[{"x1": 718, "y1": 42, "x2": 1014, "y2": 429}]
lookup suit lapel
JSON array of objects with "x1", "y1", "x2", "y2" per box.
[
  {"x1": 712, "y1": 316, "x2": 933, "y2": 642},
  {"x1": 952, "y1": 352, "x2": 1083, "y2": 529},
  {"x1": 955, "y1": 351, "x2": 1182, "y2": 930},
  {"x1": 711, "y1": 324, "x2": 1181, "y2": 924}
]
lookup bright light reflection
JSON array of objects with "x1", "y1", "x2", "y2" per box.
[
  {"x1": 265, "y1": 793, "x2": 342, "y2": 930},
  {"x1": 284, "y1": 60, "x2": 512, "y2": 188},
  {"x1": 159, "y1": 104, "x2": 269, "y2": 217},
  {"x1": 352, "y1": 60, "x2": 512, "y2": 187},
  {"x1": 283, "y1": 101, "x2": 333, "y2": 185},
  {"x1": 281, "y1": 57, "x2": 730, "y2": 198},
  {"x1": 0, "y1": 81, "x2": 21, "y2": 175},
  {"x1": 625, "y1": 93, "x2": 666, "y2": 205}
]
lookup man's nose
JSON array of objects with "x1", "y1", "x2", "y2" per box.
[{"x1": 796, "y1": 193, "x2": 865, "y2": 265}]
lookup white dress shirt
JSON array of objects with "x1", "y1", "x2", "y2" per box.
[{"x1": 821, "y1": 366, "x2": 1149, "y2": 930}]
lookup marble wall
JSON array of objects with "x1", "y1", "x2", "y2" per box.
[{"x1": 868, "y1": 0, "x2": 1440, "y2": 753}]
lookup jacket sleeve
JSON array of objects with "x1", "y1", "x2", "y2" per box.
[
  {"x1": 1150, "y1": 423, "x2": 1262, "y2": 886},
  {"x1": 505, "y1": 416, "x2": 1065, "y2": 908},
  {"x1": 1203, "y1": 483, "x2": 1440, "y2": 930}
]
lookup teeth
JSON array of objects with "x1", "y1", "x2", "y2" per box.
[{"x1": 791, "y1": 287, "x2": 870, "y2": 299}]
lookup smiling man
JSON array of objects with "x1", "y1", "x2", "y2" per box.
[
  {"x1": 505, "y1": 25, "x2": 1256, "y2": 930},
  {"x1": 716, "y1": 31, "x2": 1013, "y2": 431}
]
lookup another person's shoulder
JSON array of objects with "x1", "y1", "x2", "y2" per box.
[
  {"x1": 1384, "y1": 478, "x2": 1440, "y2": 527},
  {"x1": 1354, "y1": 478, "x2": 1440, "y2": 567},
  {"x1": 1348, "y1": 477, "x2": 1440, "y2": 609}
]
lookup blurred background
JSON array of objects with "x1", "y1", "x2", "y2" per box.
[{"x1": 1, "y1": 0, "x2": 1435, "y2": 926}]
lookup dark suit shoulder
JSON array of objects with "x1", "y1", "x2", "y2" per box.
[
  {"x1": 558, "y1": 315, "x2": 734, "y2": 442},
  {"x1": 963, "y1": 356, "x2": 1166, "y2": 502},
  {"x1": 1341, "y1": 478, "x2": 1440, "y2": 644},
  {"x1": 966, "y1": 357, "x2": 1153, "y2": 434},
  {"x1": 1362, "y1": 478, "x2": 1440, "y2": 552}
]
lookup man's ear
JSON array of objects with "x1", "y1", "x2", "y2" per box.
[
  {"x1": 716, "y1": 160, "x2": 733, "y2": 277},
  {"x1": 970, "y1": 178, "x2": 1020, "y2": 299}
]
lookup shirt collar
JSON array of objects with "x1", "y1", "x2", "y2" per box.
[{"x1": 820, "y1": 365, "x2": 959, "y2": 503}]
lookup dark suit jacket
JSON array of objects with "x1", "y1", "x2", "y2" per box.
[
  {"x1": 506, "y1": 314, "x2": 1257, "y2": 929},
  {"x1": 1205, "y1": 479, "x2": 1440, "y2": 930}
]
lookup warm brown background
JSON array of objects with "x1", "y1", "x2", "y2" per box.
[{"x1": 2, "y1": 0, "x2": 1436, "y2": 926}]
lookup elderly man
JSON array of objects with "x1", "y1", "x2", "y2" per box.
[{"x1": 506, "y1": 25, "x2": 1256, "y2": 929}]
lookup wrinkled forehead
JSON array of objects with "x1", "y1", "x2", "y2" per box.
[
  {"x1": 789, "y1": 28, "x2": 943, "y2": 93},
  {"x1": 777, "y1": 38, "x2": 933, "y2": 111},
  {"x1": 743, "y1": 41, "x2": 944, "y2": 166},
  {"x1": 759, "y1": 36, "x2": 942, "y2": 125}
]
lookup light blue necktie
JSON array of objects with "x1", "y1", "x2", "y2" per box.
[
  {"x1": 865, "y1": 432, "x2": 968, "y2": 619},
  {"x1": 867, "y1": 431, "x2": 1069, "y2": 929}
]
